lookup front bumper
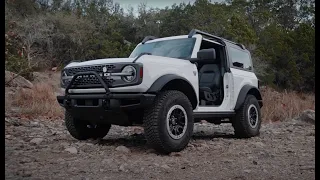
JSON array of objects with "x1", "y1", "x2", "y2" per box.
[
  {"x1": 57, "y1": 93, "x2": 155, "y2": 125},
  {"x1": 56, "y1": 71, "x2": 155, "y2": 125},
  {"x1": 57, "y1": 93, "x2": 155, "y2": 110}
]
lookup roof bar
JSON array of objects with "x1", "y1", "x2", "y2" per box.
[
  {"x1": 188, "y1": 29, "x2": 245, "y2": 49},
  {"x1": 188, "y1": 29, "x2": 222, "y2": 41},
  {"x1": 142, "y1": 36, "x2": 157, "y2": 44}
]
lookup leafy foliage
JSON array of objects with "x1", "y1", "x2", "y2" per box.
[{"x1": 5, "y1": 0, "x2": 314, "y2": 91}]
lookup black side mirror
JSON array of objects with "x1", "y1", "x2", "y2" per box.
[{"x1": 197, "y1": 48, "x2": 216, "y2": 60}]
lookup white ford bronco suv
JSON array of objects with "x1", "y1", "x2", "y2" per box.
[{"x1": 57, "y1": 29, "x2": 263, "y2": 154}]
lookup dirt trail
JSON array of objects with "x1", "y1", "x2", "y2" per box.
[{"x1": 5, "y1": 117, "x2": 314, "y2": 180}]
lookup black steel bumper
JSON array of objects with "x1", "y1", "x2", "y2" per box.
[
  {"x1": 57, "y1": 93, "x2": 156, "y2": 110},
  {"x1": 56, "y1": 71, "x2": 155, "y2": 125}
]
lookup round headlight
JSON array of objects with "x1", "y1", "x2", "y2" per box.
[{"x1": 122, "y1": 65, "x2": 136, "y2": 82}]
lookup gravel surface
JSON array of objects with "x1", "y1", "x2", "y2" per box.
[{"x1": 5, "y1": 117, "x2": 315, "y2": 180}]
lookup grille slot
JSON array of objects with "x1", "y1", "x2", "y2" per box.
[{"x1": 73, "y1": 76, "x2": 115, "y2": 86}]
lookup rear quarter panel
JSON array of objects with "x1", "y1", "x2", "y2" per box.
[{"x1": 230, "y1": 68, "x2": 258, "y2": 109}]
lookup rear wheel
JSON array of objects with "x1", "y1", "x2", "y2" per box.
[
  {"x1": 65, "y1": 111, "x2": 111, "y2": 140},
  {"x1": 232, "y1": 95, "x2": 261, "y2": 138},
  {"x1": 143, "y1": 90, "x2": 194, "y2": 154}
]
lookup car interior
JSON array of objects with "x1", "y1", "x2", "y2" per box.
[{"x1": 196, "y1": 39, "x2": 226, "y2": 106}]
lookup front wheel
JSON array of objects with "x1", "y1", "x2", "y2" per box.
[
  {"x1": 232, "y1": 95, "x2": 262, "y2": 138},
  {"x1": 143, "y1": 90, "x2": 194, "y2": 154},
  {"x1": 65, "y1": 111, "x2": 111, "y2": 140}
]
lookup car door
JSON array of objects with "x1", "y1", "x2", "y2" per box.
[{"x1": 226, "y1": 44, "x2": 259, "y2": 110}]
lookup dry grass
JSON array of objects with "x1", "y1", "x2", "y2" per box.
[
  {"x1": 260, "y1": 87, "x2": 315, "y2": 122},
  {"x1": 9, "y1": 83, "x2": 64, "y2": 119}
]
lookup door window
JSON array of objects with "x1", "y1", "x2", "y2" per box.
[{"x1": 229, "y1": 47, "x2": 252, "y2": 71}]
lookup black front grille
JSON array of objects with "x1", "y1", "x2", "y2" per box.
[
  {"x1": 64, "y1": 64, "x2": 117, "y2": 88},
  {"x1": 65, "y1": 64, "x2": 116, "y2": 76},
  {"x1": 62, "y1": 63, "x2": 143, "y2": 89}
]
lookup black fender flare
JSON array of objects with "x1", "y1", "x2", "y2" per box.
[
  {"x1": 234, "y1": 84, "x2": 263, "y2": 110},
  {"x1": 147, "y1": 74, "x2": 198, "y2": 108},
  {"x1": 147, "y1": 74, "x2": 191, "y2": 92}
]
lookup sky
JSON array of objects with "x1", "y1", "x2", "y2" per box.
[{"x1": 113, "y1": 0, "x2": 225, "y2": 14}]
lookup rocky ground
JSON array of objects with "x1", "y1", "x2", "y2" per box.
[{"x1": 5, "y1": 116, "x2": 315, "y2": 180}]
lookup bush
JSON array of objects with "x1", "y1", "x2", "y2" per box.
[
  {"x1": 11, "y1": 83, "x2": 63, "y2": 118},
  {"x1": 260, "y1": 87, "x2": 315, "y2": 122},
  {"x1": 5, "y1": 29, "x2": 34, "y2": 80}
]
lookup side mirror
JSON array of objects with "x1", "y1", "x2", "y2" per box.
[{"x1": 197, "y1": 48, "x2": 216, "y2": 60}]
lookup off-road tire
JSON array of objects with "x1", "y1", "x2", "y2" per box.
[
  {"x1": 143, "y1": 90, "x2": 194, "y2": 154},
  {"x1": 65, "y1": 111, "x2": 111, "y2": 140},
  {"x1": 232, "y1": 95, "x2": 261, "y2": 138}
]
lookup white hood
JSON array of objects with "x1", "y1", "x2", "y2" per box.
[
  {"x1": 65, "y1": 57, "x2": 135, "y2": 68},
  {"x1": 64, "y1": 55, "x2": 193, "y2": 69}
]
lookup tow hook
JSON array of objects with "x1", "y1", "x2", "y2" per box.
[{"x1": 102, "y1": 99, "x2": 109, "y2": 109}]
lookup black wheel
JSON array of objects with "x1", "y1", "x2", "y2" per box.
[
  {"x1": 143, "y1": 90, "x2": 194, "y2": 154},
  {"x1": 232, "y1": 95, "x2": 261, "y2": 138},
  {"x1": 65, "y1": 111, "x2": 111, "y2": 140}
]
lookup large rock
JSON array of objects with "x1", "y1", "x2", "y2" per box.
[
  {"x1": 296, "y1": 110, "x2": 315, "y2": 124},
  {"x1": 30, "y1": 138, "x2": 44, "y2": 145},
  {"x1": 65, "y1": 147, "x2": 78, "y2": 154},
  {"x1": 5, "y1": 71, "x2": 33, "y2": 89},
  {"x1": 115, "y1": 146, "x2": 131, "y2": 153}
]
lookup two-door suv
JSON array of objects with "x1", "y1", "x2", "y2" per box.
[{"x1": 57, "y1": 29, "x2": 263, "y2": 153}]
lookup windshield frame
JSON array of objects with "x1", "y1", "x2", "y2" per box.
[{"x1": 129, "y1": 35, "x2": 202, "y2": 59}]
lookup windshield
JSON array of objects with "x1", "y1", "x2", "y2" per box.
[{"x1": 129, "y1": 38, "x2": 196, "y2": 59}]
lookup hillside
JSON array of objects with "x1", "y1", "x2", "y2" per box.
[{"x1": 5, "y1": 0, "x2": 315, "y2": 92}]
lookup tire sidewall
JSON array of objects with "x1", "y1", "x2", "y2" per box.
[{"x1": 158, "y1": 93, "x2": 194, "y2": 150}]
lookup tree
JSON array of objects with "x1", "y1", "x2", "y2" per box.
[{"x1": 4, "y1": 0, "x2": 315, "y2": 91}]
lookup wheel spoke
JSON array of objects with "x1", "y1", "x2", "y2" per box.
[
  {"x1": 176, "y1": 124, "x2": 182, "y2": 131},
  {"x1": 169, "y1": 124, "x2": 173, "y2": 132},
  {"x1": 174, "y1": 126, "x2": 179, "y2": 135},
  {"x1": 178, "y1": 111, "x2": 184, "y2": 120},
  {"x1": 173, "y1": 110, "x2": 180, "y2": 117},
  {"x1": 176, "y1": 120, "x2": 185, "y2": 126},
  {"x1": 178, "y1": 125, "x2": 184, "y2": 134}
]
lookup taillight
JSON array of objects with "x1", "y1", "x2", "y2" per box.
[{"x1": 139, "y1": 67, "x2": 143, "y2": 79}]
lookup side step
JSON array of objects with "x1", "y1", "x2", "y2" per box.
[
  {"x1": 193, "y1": 112, "x2": 235, "y2": 119},
  {"x1": 193, "y1": 112, "x2": 235, "y2": 123}
]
